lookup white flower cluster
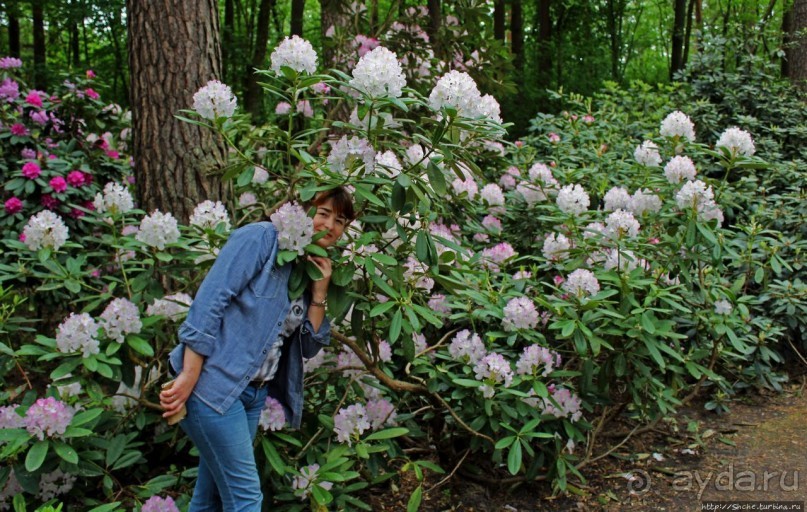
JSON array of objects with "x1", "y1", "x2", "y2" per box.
[
  {"x1": 350, "y1": 46, "x2": 406, "y2": 98},
  {"x1": 675, "y1": 180, "x2": 724, "y2": 224},
  {"x1": 634, "y1": 140, "x2": 662, "y2": 166},
  {"x1": 660, "y1": 110, "x2": 696, "y2": 141},
  {"x1": 528, "y1": 162, "x2": 559, "y2": 189},
  {"x1": 259, "y1": 396, "x2": 286, "y2": 431},
  {"x1": 562, "y1": 269, "x2": 600, "y2": 298},
  {"x1": 23, "y1": 210, "x2": 69, "y2": 251},
  {"x1": 333, "y1": 403, "x2": 371, "y2": 445},
  {"x1": 428, "y1": 70, "x2": 483, "y2": 118},
  {"x1": 477, "y1": 94, "x2": 503, "y2": 123},
  {"x1": 714, "y1": 299, "x2": 733, "y2": 315},
  {"x1": 146, "y1": 293, "x2": 193, "y2": 320},
  {"x1": 190, "y1": 200, "x2": 231, "y2": 231},
  {"x1": 270, "y1": 202, "x2": 314, "y2": 255},
  {"x1": 716, "y1": 127, "x2": 755, "y2": 157},
  {"x1": 630, "y1": 188, "x2": 663, "y2": 216},
  {"x1": 605, "y1": 209, "x2": 641, "y2": 238},
  {"x1": 542, "y1": 232, "x2": 572, "y2": 261},
  {"x1": 603, "y1": 187, "x2": 632, "y2": 211},
  {"x1": 448, "y1": 329, "x2": 487, "y2": 365},
  {"x1": 473, "y1": 353, "x2": 513, "y2": 398},
  {"x1": 99, "y1": 298, "x2": 142, "y2": 343},
  {"x1": 480, "y1": 183, "x2": 505, "y2": 207},
  {"x1": 56, "y1": 312, "x2": 100, "y2": 357},
  {"x1": 602, "y1": 248, "x2": 643, "y2": 273},
  {"x1": 38, "y1": 468, "x2": 76, "y2": 501},
  {"x1": 403, "y1": 256, "x2": 434, "y2": 291},
  {"x1": 327, "y1": 135, "x2": 376, "y2": 175},
  {"x1": 136, "y1": 210, "x2": 180, "y2": 249},
  {"x1": 556, "y1": 184, "x2": 590, "y2": 215},
  {"x1": 270, "y1": 35, "x2": 318, "y2": 74},
  {"x1": 502, "y1": 297, "x2": 539, "y2": 331},
  {"x1": 192, "y1": 80, "x2": 237, "y2": 120},
  {"x1": 516, "y1": 345, "x2": 559, "y2": 377},
  {"x1": 374, "y1": 150, "x2": 402, "y2": 178},
  {"x1": 93, "y1": 182, "x2": 134, "y2": 215},
  {"x1": 664, "y1": 155, "x2": 698, "y2": 184},
  {"x1": 451, "y1": 175, "x2": 479, "y2": 199},
  {"x1": 292, "y1": 464, "x2": 333, "y2": 499}
]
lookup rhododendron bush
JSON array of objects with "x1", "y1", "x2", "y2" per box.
[{"x1": 0, "y1": 39, "x2": 800, "y2": 512}]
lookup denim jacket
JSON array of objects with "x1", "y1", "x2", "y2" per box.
[{"x1": 168, "y1": 222, "x2": 330, "y2": 428}]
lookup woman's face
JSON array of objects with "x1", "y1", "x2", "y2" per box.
[{"x1": 312, "y1": 198, "x2": 348, "y2": 248}]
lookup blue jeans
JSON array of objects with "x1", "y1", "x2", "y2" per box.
[{"x1": 181, "y1": 384, "x2": 269, "y2": 512}]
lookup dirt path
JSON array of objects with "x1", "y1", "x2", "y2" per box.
[
  {"x1": 597, "y1": 383, "x2": 807, "y2": 511},
  {"x1": 407, "y1": 379, "x2": 807, "y2": 511}
]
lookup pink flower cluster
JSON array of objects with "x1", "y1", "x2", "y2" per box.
[
  {"x1": 24, "y1": 396, "x2": 75, "y2": 440},
  {"x1": 141, "y1": 495, "x2": 180, "y2": 512},
  {"x1": 259, "y1": 396, "x2": 286, "y2": 431}
]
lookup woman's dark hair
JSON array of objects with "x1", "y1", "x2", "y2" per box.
[{"x1": 309, "y1": 186, "x2": 356, "y2": 222}]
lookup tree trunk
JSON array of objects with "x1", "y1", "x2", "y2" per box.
[
  {"x1": 605, "y1": 0, "x2": 622, "y2": 81},
  {"x1": 244, "y1": 0, "x2": 274, "y2": 118},
  {"x1": 127, "y1": 0, "x2": 227, "y2": 222},
  {"x1": 537, "y1": 0, "x2": 552, "y2": 85},
  {"x1": 223, "y1": 0, "x2": 235, "y2": 83},
  {"x1": 427, "y1": 0, "x2": 441, "y2": 49},
  {"x1": 291, "y1": 0, "x2": 305, "y2": 35},
  {"x1": 321, "y1": 0, "x2": 348, "y2": 67},
  {"x1": 682, "y1": 0, "x2": 696, "y2": 68},
  {"x1": 33, "y1": 0, "x2": 47, "y2": 89},
  {"x1": 511, "y1": 0, "x2": 524, "y2": 71},
  {"x1": 71, "y1": 23, "x2": 81, "y2": 67},
  {"x1": 670, "y1": 0, "x2": 687, "y2": 80},
  {"x1": 8, "y1": 10, "x2": 21, "y2": 57},
  {"x1": 493, "y1": 0, "x2": 505, "y2": 41},
  {"x1": 786, "y1": 0, "x2": 807, "y2": 88}
]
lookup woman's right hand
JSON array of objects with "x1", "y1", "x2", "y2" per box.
[{"x1": 159, "y1": 371, "x2": 197, "y2": 418}]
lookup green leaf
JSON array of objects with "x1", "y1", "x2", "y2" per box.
[
  {"x1": 507, "y1": 441, "x2": 522, "y2": 475},
  {"x1": 407, "y1": 485, "x2": 423, "y2": 512},
  {"x1": 87, "y1": 503, "x2": 123, "y2": 512},
  {"x1": 261, "y1": 438, "x2": 286, "y2": 475},
  {"x1": 25, "y1": 440, "x2": 48, "y2": 472},
  {"x1": 495, "y1": 436, "x2": 516, "y2": 450},
  {"x1": 389, "y1": 309, "x2": 403, "y2": 343},
  {"x1": 71, "y1": 408, "x2": 104, "y2": 427},
  {"x1": 641, "y1": 311, "x2": 656, "y2": 334},
  {"x1": 452, "y1": 378, "x2": 482, "y2": 388},
  {"x1": 126, "y1": 335, "x2": 154, "y2": 357},
  {"x1": 370, "y1": 301, "x2": 396, "y2": 317},
  {"x1": 311, "y1": 483, "x2": 334, "y2": 505},
  {"x1": 112, "y1": 451, "x2": 142, "y2": 470},
  {"x1": 364, "y1": 427, "x2": 409, "y2": 441},
  {"x1": 54, "y1": 441, "x2": 79, "y2": 464},
  {"x1": 642, "y1": 337, "x2": 665, "y2": 369}
]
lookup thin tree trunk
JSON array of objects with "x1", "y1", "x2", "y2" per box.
[
  {"x1": 682, "y1": 0, "x2": 696, "y2": 66},
  {"x1": 33, "y1": 0, "x2": 47, "y2": 89},
  {"x1": 537, "y1": 0, "x2": 552, "y2": 85},
  {"x1": 670, "y1": 0, "x2": 687, "y2": 80},
  {"x1": 370, "y1": 0, "x2": 378, "y2": 33},
  {"x1": 291, "y1": 0, "x2": 305, "y2": 36},
  {"x1": 493, "y1": 0, "x2": 505, "y2": 41},
  {"x1": 9, "y1": 10, "x2": 21, "y2": 57},
  {"x1": 427, "y1": 0, "x2": 441, "y2": 49},
  {"x1": 127, "y1": 0, "x2": 228, "y2": 222},
  {"x1": 223, "y1": 0, "x2": 234, "y2": 83},
  {"x1": 787, "y1": 0, "x2": 807, "y2": 88},
  {"x1": 244, "y1": 0, "x2": 274, "y2": 118},
  {"x1": 605, "y1": 0, "x2": 622, "y2": 81},
  {"x1": 511, "y1": 0, "x2": 524, "y2": 71},
  {"x1": 782, "y1": 1, "x2": 792, "y2": 78},
  {"x1": 71, "y1": 23, "x2": 81, "y2": 67}
]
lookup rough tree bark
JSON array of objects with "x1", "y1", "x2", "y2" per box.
[
  {"x1": 127, "y1": 0, "x2": 227, "y2": 222},
  {"x1": 321, "y1": 0, "x2": 349, "y2": 67},
  {"x1": 785, "y1": 0, "x2": 807, "y2": 89},
  {"x1": 8, "y1": 8, "x2": 21, "y2": 57},
  {"x1": 33, "y1": 0, "x2": 47, "y2": 89}
]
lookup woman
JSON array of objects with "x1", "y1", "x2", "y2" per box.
[{"x1": 159, "y1": 187, "x2": 354, "y2": 511}]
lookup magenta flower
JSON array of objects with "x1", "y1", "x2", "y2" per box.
[
  {"x1": 10, "y1": 123, "x2": 28, "y2": 137},
  {"x1": 50, "y1": 176, "x2": 67, "y2": 193},
  {"x1": 25, "y1": 91, "x2": 43, "y2": 107},
  {"x1": 85, "y1": 88, "x2": 100, "y2": 100},
  {"x1": 106, "y1": 150, "x2": 119, "y2": 159},
  {"x1": 20, "y1": 148, "x2": 36, "y2": 159},
  {"x1": 82, "y1": 172, "x2": 94, "y2": 185},
  {"x1": 69, "y1": 208, "x2": 85, "y2": 219},
  {"x1": 86, "y1": 69, "x2": 96, "y2": 79},
  {"x1": 41, "y1": 194, "x2": 60, "y2": 210},
  {"x1": 22, "y1": 162, "x2": 41, "y2": 179},
  {"x1": 66, "y1": 171, "x2": 85, "y2": 186},
  {"x1": 4, "y1": 197, "x2": 23, "y2": 215}
]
